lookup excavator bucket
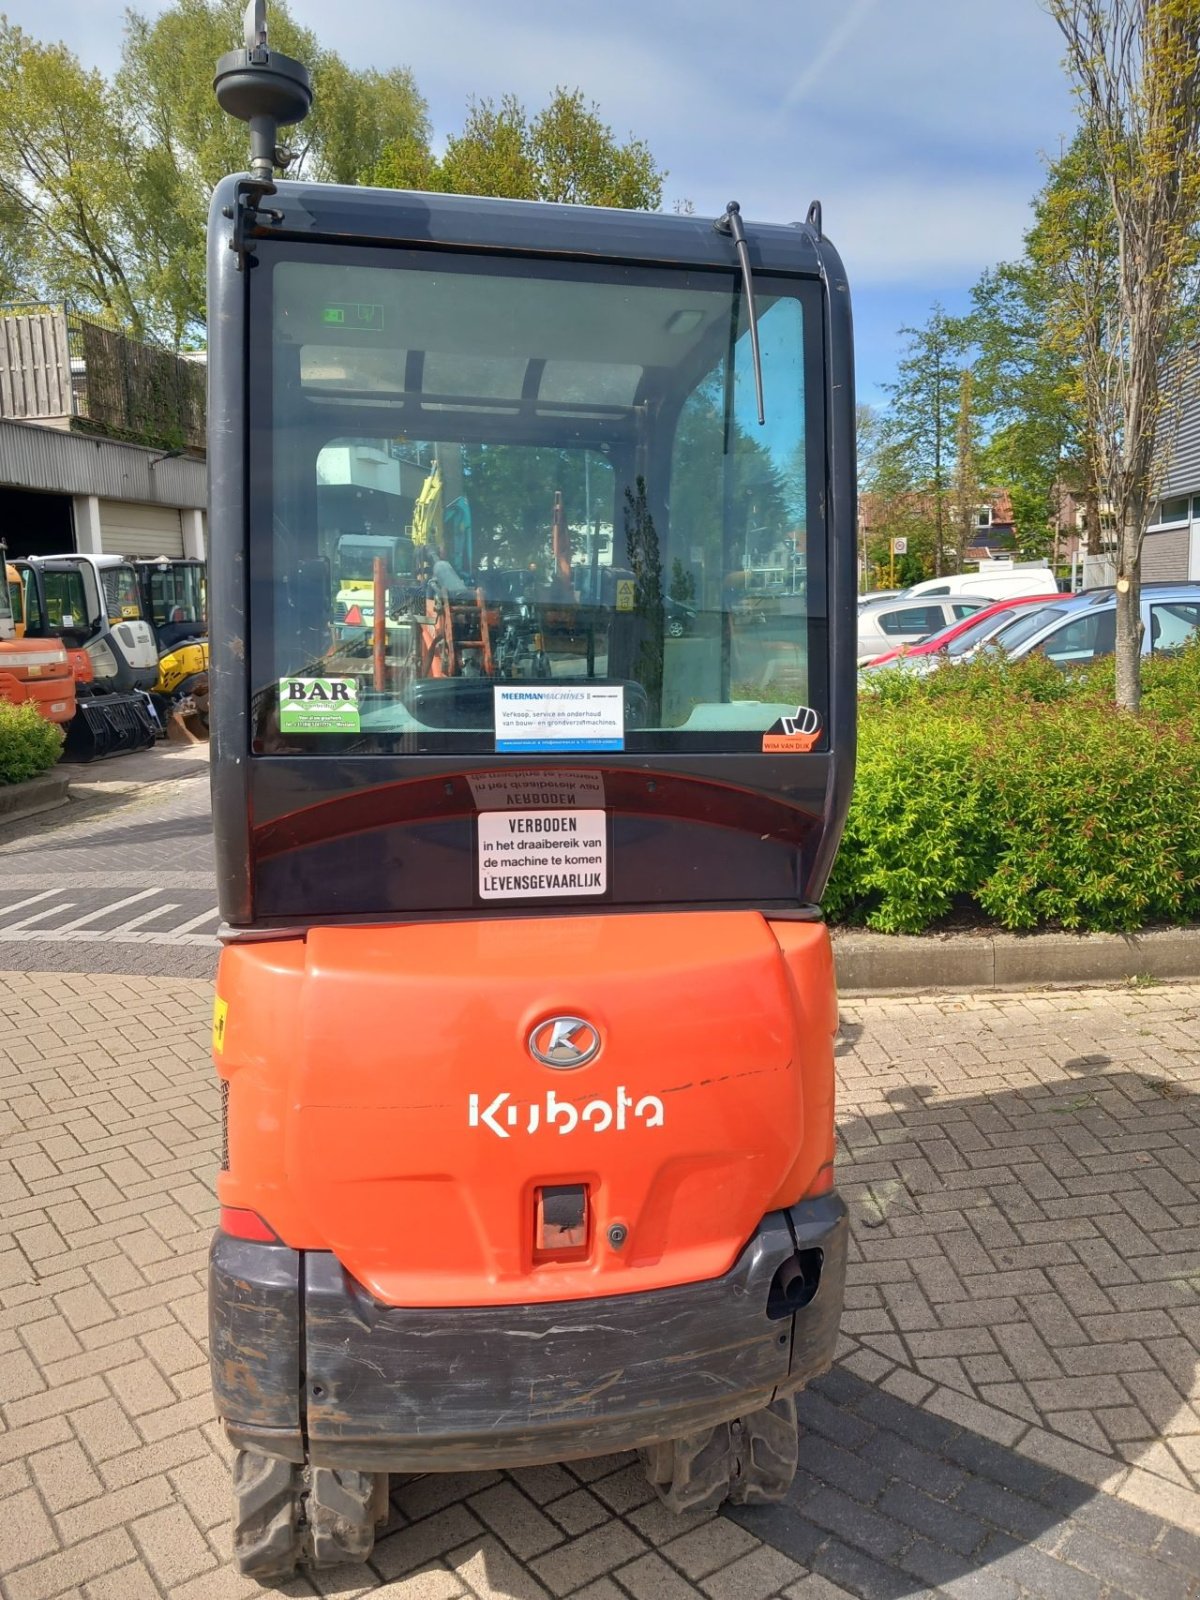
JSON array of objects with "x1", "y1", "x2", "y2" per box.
[
  {"x1": 165, "y1": 672, "x2": 210, "y2": 743},
  {"x1": 62, "y1": 690, "x2": 159, "y2": 762}
]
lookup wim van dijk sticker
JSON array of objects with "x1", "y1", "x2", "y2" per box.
[
  {"x1": 278, "y1": 676, "x2": 361, "y2": 733},
  {"x1": 762, "y1": 705, "x2": 821, "y2": 753},
  {"x1": 212, "y1": 997, "x2": 229, "y2": 1053}
]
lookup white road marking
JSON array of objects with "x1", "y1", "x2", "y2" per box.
[
  {"x1": 4, "y1": 902, "x2": 75, "y2": 930},
  {"x1": 110, "y1": 901, "x2": 181, "y2": 933},
  {"x1": 52, "y1": 888, "x2": 161, "y2": 933},
  {"x1": 0, "y1": 889, "x2": 64, "y2": 919},
  {"x1": 163, "y1": 906, "x2": 221, "y2": 935}
]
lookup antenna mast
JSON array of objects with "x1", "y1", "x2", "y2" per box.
[{"x1": 213, "y1": 0, "x2": 312, "y2": 181}]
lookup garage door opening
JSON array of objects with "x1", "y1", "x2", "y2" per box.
[{"x1": 0, "y1": 487, "x2": 74, "y2": 556}]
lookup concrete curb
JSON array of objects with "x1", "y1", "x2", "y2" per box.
[
  {"x1": 0, "y1": 769, "x2": 70, "y2": 827},
  {"x1": 833, "y1": 926, "x2": 1200, "y2": 994}
]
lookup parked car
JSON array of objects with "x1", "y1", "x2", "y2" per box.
[
  {"x1": 984, "y1": 582, "x2": 1200, "y2": 666},
  {"x1": 856, "y1": 595, "x2": 991, "y2": 667},
  {"x1": 665, "y1": 596, "x2": 698, "y2": 638},
  {"x1": 864, "y1": 593, "x2": 1060, "y2": 667},
  {"x1": 904, "y1": 566, "x2": 1056, "y2": 602}
]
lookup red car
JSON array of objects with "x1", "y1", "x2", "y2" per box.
[{"x1": 866, "y1": 593, "x2": 1060, "y2": 666}]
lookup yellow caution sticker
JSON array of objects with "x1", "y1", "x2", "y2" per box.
[
  {"x1": 212, "y1": 996, "x2": 229, "y2": 1053},
  {"x1": 615, "y1": 578, "x2": 636, "y2": 612}
]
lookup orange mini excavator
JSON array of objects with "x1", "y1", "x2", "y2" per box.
[{"x1": 207, "y1": 6, "x2": 856, "y2": 1579}]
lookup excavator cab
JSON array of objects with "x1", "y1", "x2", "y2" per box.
[
  {"x1": 207, "y1": 13, "x2": 856, "y2": 1582},
  {"x1": 0, "y1": 556, "x2": 75, "y2": 725},
  {"x1": 134, "y1": 557, "x2": 211, "y2": 736},
  {"x1": 16, "y1": 557, "x2": 159, "y2": 759}
]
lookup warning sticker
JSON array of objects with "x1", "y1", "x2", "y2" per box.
[
  {"x1": 494, "y1": 686, "x2": 624, "y2": 753},
  {"x1": 278, "y1": 676, "x2": 361, "y2": 733},
  {"x1": 478, "y1": 810, "x2": 608, "y2": 899},
  {"x1": 212, "y1": 997, "x2": 229, "y2": 1053},
  {"x1": 468, "y1": 770, "x2": 606, "y2": 810},
  {"x1": 615, "y1": 578, "x2": 636, "y2": 612},
  {"x1": 762, "y1": 705, "x2": 822, "y2": 753}
]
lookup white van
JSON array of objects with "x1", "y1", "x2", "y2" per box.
[{"x1": 904, "y1": 564, "x2": 1056, "y2": 602}]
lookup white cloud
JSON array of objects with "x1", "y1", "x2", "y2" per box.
[
  {"x1": 5, "y1": 0, "x2": 1078, "y2": 304},
  {"x1": 822, "y1": 177, "x2": 1037, "y2": 287}
]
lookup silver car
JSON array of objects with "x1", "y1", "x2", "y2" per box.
[
  {"x1": 857, "y1": 595, "x2": 991, "y2": 668},
  {"x1": 985, "y1": 582, "x2": 1200, "y2": 665}
]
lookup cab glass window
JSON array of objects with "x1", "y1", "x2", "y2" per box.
[
  {"x1": 1150, "y1": 602, "x2": 1200, "y2": 652},
  {"x1": 1039, "y1": 609, "x2": 1115, "y2": 664},
  {"x1": 879, "y1": 605, "x2": 944, "y2": 636},
  {"x1": 100, "y1": 565, "x2": 141, "y2": 621},
  {"x1": 248, "y1": 249, "x2": 826, "y2": 755},
  {"x1": 945, "y1": 607, "x2": 1016, "y2": 656},
  {"x1": 41, "y1": 570, "x2": 90, "y2": 630}
]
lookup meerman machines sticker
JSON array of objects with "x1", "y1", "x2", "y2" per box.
[
  {"x1": 278, "y1": 676, "x2": 361, "y2": 733},
  {"x1": 762, "y1": 705, "x2": 821, "y2": 753},
  {"x1": 494, "y1": 685, "x2": 624, "y2": 753}
]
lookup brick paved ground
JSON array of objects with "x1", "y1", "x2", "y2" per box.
[{"x1": 1, "y1": 976, "x2": 1198, "y2": 1598}]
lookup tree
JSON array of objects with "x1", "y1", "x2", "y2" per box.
[
  {"x1": 952, "y1": 369, "x2": 984, "y2": 573},
  {"x1": 860, "y1": 436, "x2": 938, "y2": 586},
  {"x1": 881, "y1": 307, "x2": 969, "y2": 574},
  {"x1": 969, "y1": 254, "x2": 1081, "y2": 559},
  {"x1": 0, "y1": 21, "x2": 145, "y2": 331},
  {"x1": 1026, "y1": 123, "x2": 1120, "y2": 559},
  {"x1": 1048, "y1": 0, "x2": 1200, "y2": 711},
  {"x1": 116, "y1": 0, "x2": 429, "y2": 342},
  {"x1": 366, "y1": 87, "x2": 664, "y2": 210},
  {"x1": 0, "y1": 3, "x2": 432, "y2": 344}
]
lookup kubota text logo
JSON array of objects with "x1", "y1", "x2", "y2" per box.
[
  {"x1": 469, "y1": 1088, "x2": 665, "y2": 1138},
  {"x1": 528, "y1": 1016, "x2": 601, "y2": 1068}
]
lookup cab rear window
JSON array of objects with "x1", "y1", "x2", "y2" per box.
[{"x1": 247, "y1": 248, "x2": 828, "y2": 756}]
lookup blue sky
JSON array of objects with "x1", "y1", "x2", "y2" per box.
[{"x1": 9, "y1": 0, "x2": 1081, "y2": 408}]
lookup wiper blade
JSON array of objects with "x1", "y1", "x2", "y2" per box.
[{"x1": 714, "y1": 200, "x2": 765, "y2": 426}]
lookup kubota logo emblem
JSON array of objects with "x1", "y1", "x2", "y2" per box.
[
  {"x1": 469, "y1": 1087, "x2": 665, "y2": 1139},
  {"x1": 528, "y1": 1016, "x2": 601, "y2": 1069}
]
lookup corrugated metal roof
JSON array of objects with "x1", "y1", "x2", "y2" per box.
[{"x1": 0, "y1": 418, "x2": 205, "y2": 509}]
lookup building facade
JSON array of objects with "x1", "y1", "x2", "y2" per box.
[
  {"x1": 0, "y1": 307, "x2": 206, "y2": 560},
  {"x1": 1144, "y1": 359, "x2": 1200, "y2": 582}
]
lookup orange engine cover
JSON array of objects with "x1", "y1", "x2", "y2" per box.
[{"x1": 215, "y1": 912, "x2": 837, "y2": 1307}]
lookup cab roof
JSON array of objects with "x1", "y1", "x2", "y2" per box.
[{"x1": 211, "y1": 175, "x2": 846, "y2": 283}]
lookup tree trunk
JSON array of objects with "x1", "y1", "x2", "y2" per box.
[
  {"x1": 1114, "y1": 517, "x2": 1143, "y2": 713},
  {"x1": 1085, "y1": 491, "x2": 1102, "y2": 557}
]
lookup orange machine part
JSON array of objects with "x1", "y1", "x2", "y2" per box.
[
  {"x1": 215, "y1": 912, "x2": 838, "y2": 1308},
  {"x1": 0, "y1": 641, "x2": 76, "y2": 724}
]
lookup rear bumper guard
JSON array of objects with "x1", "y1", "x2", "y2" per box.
[{"x1": 210, "y1": 1193, "x2": 848, "y2": 1472}]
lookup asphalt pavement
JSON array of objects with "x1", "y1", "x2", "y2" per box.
[{"x1": 0, "y1": 745, "x2": 218, "y2": 979}]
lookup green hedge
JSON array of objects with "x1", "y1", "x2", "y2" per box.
[
  {"x1": 0, "y1": 702, "x2": 65, "y2": 785},
  {"x1": 826, "y1": 644, "x2": 1200, "y2": 933}
]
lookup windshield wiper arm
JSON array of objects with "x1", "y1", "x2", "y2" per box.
[{"x1": 714, "y1": 200, "x2": 765, "y2": 426}]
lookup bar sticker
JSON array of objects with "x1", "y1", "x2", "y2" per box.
[
  {"x1": 479, "y1": 809, "x2": 607, "y2": 899},
  {"x1": 494, "y1": 686, "x2": 624, "y2": 752},
  {"x1": 278, "y1": 676, "x2": 361, "y2": 733}
]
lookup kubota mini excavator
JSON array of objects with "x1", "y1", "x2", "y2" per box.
[{"x1": 207, "y1": 5, "x2": 856, "y2": 1579}]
